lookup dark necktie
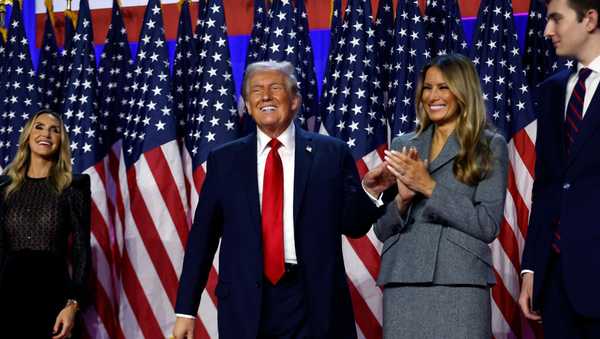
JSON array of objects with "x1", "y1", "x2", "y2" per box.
[
  {"x1": 262, "y1": 138, "x2": 285, "y2": 284},
  {"x1": 564, "y1": 67, "x2": 593, "y2": 151},
  {"x1": 554, "y1": 68, "x2": 593, "y2": 254}
]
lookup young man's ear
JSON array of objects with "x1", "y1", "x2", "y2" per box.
[{"x1": 584, "y1": 9, "x2": 599, "y2": 32}]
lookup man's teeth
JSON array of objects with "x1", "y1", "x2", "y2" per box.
[{"x1": 261, "y1": 106, "x2": 276, "y2": 112}]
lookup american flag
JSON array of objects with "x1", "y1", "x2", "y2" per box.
[
  {"x1": 245, "y1": 0, "x2": 268, "y2": 65},
  {"x1": 321, "y1": 0, "x2": 343, "y2": 104},
  {"x1": 172, "y1": 0, "x2": 198, "y2": 139},
  {"x1": 59, "y1": 5, "x2": 77, "y2": 97},
  {"x1": 37, "y1": 6, "x2": 63, "y2": 112},
  {"x1": 387, "y1": 0, "x2": 430, "y2": 137},
  {"x1": 424, "y1": 0, "x2": 469, "y2": 57},
  {"x1": 318, "y1": 0, "x2": 388, "y2": 338},
  {"x1": 522, "y1": 0, "x2": 573, "y2": 88},
  {"x1": 117, "y1": 0, "x2": 189, "y2": 336},
  {"x1": 293, "y1": 0, "x2": 319, "y2": 126},
  {"x1": 181, "y1": 0, "x2": 241, "y2": 336},
  {"x1": 0, "y1": 1, "x2": 40, "y2": 170},
  {"x1": 57, "y1": 1, "x2": 122, "y2": 339},
  {"x1": 60, "y1": 0, "x2": 101, "y2": 173},
  {"x1": 470, "y1": 0, "x2": 538, "y2": 337},
  {"x1": 373, "y1": 0, "x2": 394, "y2": 96},
  {"x1": 84, "y1": 1, "x2": 132, "y2": 338},
  {"x1": 97, "y1": 0, "x2": 133, "y2": 149},
  {"x1": 252, "y1": 0, "x2": 318, "y2": 129}
]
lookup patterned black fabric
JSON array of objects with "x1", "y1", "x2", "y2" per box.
[{"x1": 0, "y1": 174, "x2": 91, "y2": 304}]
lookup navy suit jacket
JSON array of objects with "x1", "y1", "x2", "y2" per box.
[
  {"x1": 175, "y1": 126, "x2": 387, "y2": 338},
  {"x1": 522, "y1": 69, "x2": 600, "y2": 317}
]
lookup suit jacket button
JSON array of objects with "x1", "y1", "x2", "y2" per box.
[{"x1": 563, "y1": 183, "x2": 570, "y2": 190}]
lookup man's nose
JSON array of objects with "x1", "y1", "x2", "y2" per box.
[{"x1": 262, "y1": 88, "x2": 272, "y2": 100}]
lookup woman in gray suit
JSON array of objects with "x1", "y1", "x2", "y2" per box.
[{"x1": 376, "y1": 53, "x2": 508, "y2": 338}]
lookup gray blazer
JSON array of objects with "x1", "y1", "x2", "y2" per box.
[{"x1": 375, "y1": 125, "x2": 508, "y2": 287}]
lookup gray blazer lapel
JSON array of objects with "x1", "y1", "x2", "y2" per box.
[
  {"x1": 407, "y1": 125, "x2": 433, "y2": 162},
  {"x1": 427, "y1": 131, "x2": 459, "y2": 174},
  {"x1": 293, "y1": 128, "x2": 314, "y2": 224}
]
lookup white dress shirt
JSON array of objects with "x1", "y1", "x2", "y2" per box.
[
  {"x1": 256, "y1": 123, "x2": 298, "y2": 264},
  {"x1": 563, "y1": 55, "x2": 600, "y2": 119}
]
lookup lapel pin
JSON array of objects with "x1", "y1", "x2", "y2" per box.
[{"x1": 306, "y1": 146, "x2": 312, "y2": 153}]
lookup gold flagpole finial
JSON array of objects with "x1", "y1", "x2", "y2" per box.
[
  {"x1": 0, "y1": 0, "x2": 6, "y2": 43},
  {"x1": 45, "y1": 0, "x2": 56, "y2": 25}
]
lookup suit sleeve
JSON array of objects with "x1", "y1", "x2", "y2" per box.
[
  {"x1": 521, "y1": 90, "x2": 550, "y2": 271},
  {"x1": 420, "y1": 133, "x2": 509, "y2": 243},
  {"x1": 339, "y1": 144, "x2": 386, "y2": 238},
  {"x1": 175, "y1": 151, "x2": 224, "y2": 316},
  {"x1": 68, "y1": 174, "x2": 92, "y2": 306}
]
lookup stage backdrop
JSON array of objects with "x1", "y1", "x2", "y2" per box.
[{"x1": 26, "y1": 0, "x2": 530, "y2": 97}]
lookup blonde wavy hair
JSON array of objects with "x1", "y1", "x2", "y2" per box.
[
  {"x1": 3, "y1": 110, "x2": 72, "y2": 198},
  {"x1": 415, "y1": 54, "x2": 493, "y2": 185}
]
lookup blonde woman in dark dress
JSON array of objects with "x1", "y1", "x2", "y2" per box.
[{"x1": 0, "y1": 110, "x2": 91, "y2": 339}]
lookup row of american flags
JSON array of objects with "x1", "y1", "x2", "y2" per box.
[{"x1": 0, "y1": 0, "x2": 570, "y2": 337}]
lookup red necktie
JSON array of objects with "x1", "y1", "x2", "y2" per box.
[
  {"x1": 262, "y1": 138, "x2": 285, "y2": 284},
  {"x1": 564, "y1": 67, "x2": 592, "y2": 151}
]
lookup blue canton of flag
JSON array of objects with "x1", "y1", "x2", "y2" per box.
[
  {"x1": 293, "y1": 0, "x2": 319, "y2": 125},
  {"x1": 60, "y1": 0, "x2": 102, "y2": 173},
  {"x1": 319, "y1": 0, "x2": 387, "y2": 160},
  {"x1": 387, "y1": 0, "x2": 430, "y2": 137},
  {"x1": 320, "y1": 0, "x2": 343, "y2": 118},
  {"x1": 37, "y1": 9, "x2": 63, "y2": 112},
  {"x1": 97, "y1": 0, "x2": 132, "y2": 148},
  {"x1": 186, "y1": 0, "x2": 240, "y2": 170},
  {"x1": 195, "y1": 0, "x2": 208, "y2": 46},
  {"x1": 246, "y1": 0, "x2": 268, "y2": 65},
  {"x1": 0, "y1": 2, "x2": 40, "y2": 168},
  {"x1": 173, "y1": 0, "x2": 198, "y2": 139},
  {"x1": 374, "y1": 0, "x2": 394, "y2": 95},
  {"x1": 424, "y1": 0, "x2": 468, "y2": 56},
  {"x1": 122, "y1": 0, "x2": 176, "y2": 167},
  {"x1": 59, "y1": 7, "x2": 77, "y2": 93},
  {"x1": 470, "y1": 0, "x2": 535, "y2": 140},
  {"x1": 523, "y1": 0, "x2": 573, "y2": 88}
]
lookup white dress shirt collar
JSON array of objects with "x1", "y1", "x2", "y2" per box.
[
  {"x1": 576, "y1": 54, "x2": 600, "y2": 74},
  {"x1": 256, "y1": 122, "x2": 296, "y2": 155}
]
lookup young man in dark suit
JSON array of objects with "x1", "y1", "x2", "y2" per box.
[
  {"x1": 519, "y1": 0, "x2": 600, "y2": 337},
  {"x1": 172, "y1": 61, "x2": 395, "y2": 339}
]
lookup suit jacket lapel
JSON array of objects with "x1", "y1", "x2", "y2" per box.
[
  {"x1": 410, "y1": 125, "x2": 458, "y2": 174},
  {"x1": 407, "y1": 125, "x2": 433, "y2": 163},
  {"x1": 549, "y1": 70, "x2": 570, "y2": 168},
  {"x1": 293, "y1": 127, "x2": 314, "y2": 224},
  {"x1": 568, "y1": 80, "x2": 600, "y2": 168},
  {"x1": 428, "y1": 132, "x2": 459, "y2": 174},
  {"x1": 239, "y1": 133, "x2": 261, "y2": 234}
]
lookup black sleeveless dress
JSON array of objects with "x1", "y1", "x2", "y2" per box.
[{"x1": 0, "y1": 175, "x2": 91, "y2": 338}]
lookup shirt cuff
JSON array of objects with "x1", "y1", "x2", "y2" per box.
[
  {"x1": 362, "y1": 181, "x2": 384, "y2": 207},
  {"x1": 520, "y1": 269, "x2": 534, "y2": 276},
  {"x1": 175, "y1": 313, "x2": 196, "y2": 319}
]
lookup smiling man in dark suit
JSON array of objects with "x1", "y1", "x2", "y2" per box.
[
  {"x1": 519, "y1": 0, "x2": 600, "y2": 337},
  {"x1": 172, "y1": 61, "x2": 395, "y2": 339}
]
